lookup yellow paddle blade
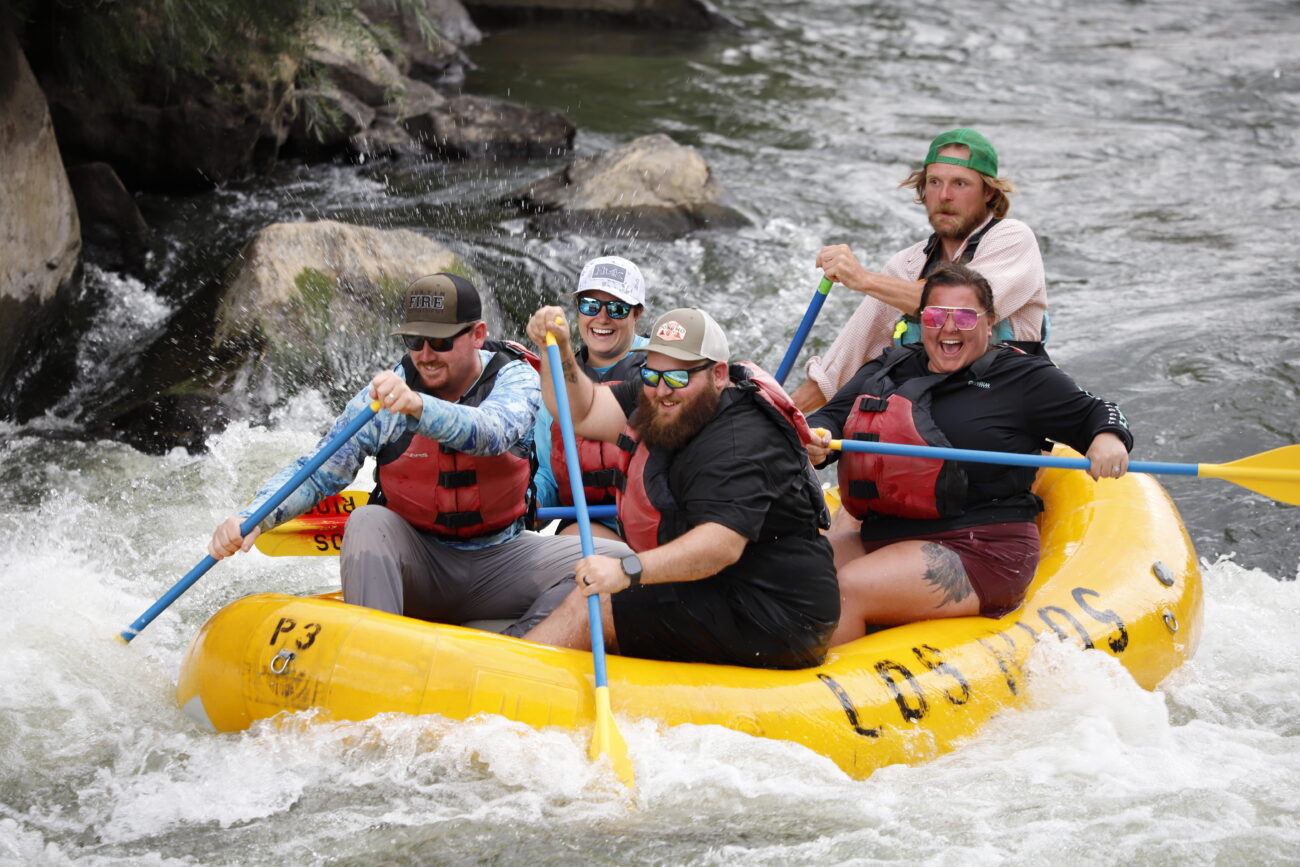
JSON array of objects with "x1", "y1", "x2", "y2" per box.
[
  {"x1": 589, "y1": 686, "x2": 635, "y2": 788},
  {"x1": 822, "y1": 484, "x2": 842, "y2": 517},
  {"x1": 1200, "y1": 445, "x2": 1300, "y2": 506}
]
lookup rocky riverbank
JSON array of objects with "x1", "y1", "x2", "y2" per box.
[{"x1": 0, "y1": 0, "x2": 744, "y2": 451}]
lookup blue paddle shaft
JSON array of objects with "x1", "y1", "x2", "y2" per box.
[
  {"x1": 774, "y1": 277, "x2": 833, "y2": 386},
  {"x1": 546, "y1": 339, "x2": 611, "y2": 688},
  {"x1": 834, "y1": 439, "x2": 1200, "y2": 477},
  {"x1": 537, "y1": 505, "x2": 617, "y2": 521},
  {"x1": 120, "y1": 404, "x2": 381, "y2": 643}
]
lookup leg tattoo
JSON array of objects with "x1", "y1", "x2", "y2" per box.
[{"x1": 921, "y1": 543, "x2": 973, "y2": 609}]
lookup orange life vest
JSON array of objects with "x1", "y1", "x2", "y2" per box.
[{"x1": 374, "y1": 343, "x2": 537, "y2": 538}]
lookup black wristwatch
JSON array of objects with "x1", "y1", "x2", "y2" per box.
[{"x1": 620, "y1": 554, "x2": 643, "y2": 588}]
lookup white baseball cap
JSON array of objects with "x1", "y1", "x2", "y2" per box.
[{"x1": 575, "y1": 256, "x2": 646, "y2": 307}]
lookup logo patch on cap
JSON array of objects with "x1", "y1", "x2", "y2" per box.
[
  {"x1": 591, "y1": 263, "x2": 627, "y2": 283},
  {"x1": 410, "y1": 294, "x2": 445, "y2": 310},
  {"x1": 656, "y1": 321, "x2": 687, "y2": 342}
]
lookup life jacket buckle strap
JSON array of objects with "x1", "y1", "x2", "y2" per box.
[
  {"x1": 857, "y1": 396, "x2": 889, "y2": 413},
  {"x1": 582, "y1": 468, "x2": 622, "y2": 488},
  {"x1": 435, "y1": 510, "x2": 483, "y2": 529},
  {"x1": 438, "y1": 469, "x2": 477, "y2": 488},
  {"x1": 847, "y1": 480, "x2": 879, "y2": 500}
]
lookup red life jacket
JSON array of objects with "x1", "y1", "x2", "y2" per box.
[
  {"x1": 550, "y1": 350, "x2": 643, "y2": 507},
  {"x1": 837, "y1": 345, "x2": 1000, "y2": 521},
  {"x1": 374, "y1": 343, "x2": 536, "y2": 539},
  {"x1": 616, "y1": 362, "x2": 827, "y2": 552}
]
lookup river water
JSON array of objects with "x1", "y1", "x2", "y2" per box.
[{"x1": 3, "y1": 0, "x2": 1299, "y2": 862}]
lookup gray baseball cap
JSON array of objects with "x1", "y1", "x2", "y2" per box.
[
  {"x1": 392, "y1": 273, "x2": 482, "y2": 339},
  {"x1": 636, "y1": 308, "x2": 730, "y2": 363}
]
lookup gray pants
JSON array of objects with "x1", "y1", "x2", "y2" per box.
[{"x1": 339, "y1": 505, "x2": 631, "y2": 635}]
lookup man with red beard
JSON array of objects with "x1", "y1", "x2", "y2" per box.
[
  {"x1": 520, "y1": 307, "x2": 840, "y2": 669},
  {"x1": 791, "y1": 128, "x2": 1049, "y2": 413}
]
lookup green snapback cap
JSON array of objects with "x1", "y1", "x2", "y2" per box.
[{"x1": 924, "y1": 128, "x2": 999, "y2": 177}]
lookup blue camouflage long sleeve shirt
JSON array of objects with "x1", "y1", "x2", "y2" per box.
[{"x1": 238, "y1": 350, "x2": 541, "y2": 550}]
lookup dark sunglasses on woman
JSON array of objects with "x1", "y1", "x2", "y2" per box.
[
  {"x1": 639, "y1": 361, "x2": 713, "y2": 389},
  {"x1": 577, "y1": 296, "x2": 634, "y2": 320},
  {"x1": 401, "y1": 324, "x2": 473, "y2": 352}
]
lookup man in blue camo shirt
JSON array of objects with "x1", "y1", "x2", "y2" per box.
[{"x1": 209, "y1": 274, "x2": 631, "y2": 631}]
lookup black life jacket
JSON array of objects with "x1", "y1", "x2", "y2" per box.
[
  {"x1": 373, "y1": 342, "x2": 537, "y2": 539},
  {"x1": 615, "y1": 363, "x2": 828, "y2": 553}
]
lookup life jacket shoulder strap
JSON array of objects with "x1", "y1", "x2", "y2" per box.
[
  {"x1": 730, "y1": 362, "x2": 831, "y2": 529},
  {"x1": 485, "y1": 339, "x2": 541, "y2": 372},
  {"x1": 919, "y1": 216, "x2": 1002, "y2": 278},
  {"x1": 576, "y1": 344, "x2": 646, "y2": 383}
]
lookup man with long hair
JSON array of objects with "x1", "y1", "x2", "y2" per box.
[{"x1": 791, "y1": 128, "x2": 1048, "y2": 413}]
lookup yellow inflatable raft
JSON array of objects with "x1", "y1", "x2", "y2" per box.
[{"x1": 176, "y1": 462, "x2": 1202, "y2": 780}]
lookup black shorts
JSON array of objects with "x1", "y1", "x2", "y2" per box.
[{"x1": 611, "y1": 579, "x2": 832, "y2": 670}]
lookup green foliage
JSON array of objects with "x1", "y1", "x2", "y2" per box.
[
  {"x1": 292, "y1": 267, "x2": 337, "y2": 326},
  {"x1": 11, "y1": 0, "x2": 441, "y2": 97},
  {"x1": 12, "y1": 0, "x2": 324, "y2": 89}
]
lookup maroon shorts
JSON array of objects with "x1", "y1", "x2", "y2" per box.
[{"x1": 859, "y1": 522, "x2": 1041, "y2": 617}]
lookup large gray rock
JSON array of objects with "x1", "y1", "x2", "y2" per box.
[
  {"x1": 305, "y1": 21, "x2": 408, "y2": 107},
  {"x1": 462, "y1": 0, "x2": 740, "y2": 28},
  {"x1": 214, "y1": 220, "x2": 465, "y2": 381},
  {"x1": 423, "y1": 94, "x2": 575, "y2": 159},
  {"x1": 357, "y1": 0, "x2": 479, "y2": 86},
  {"x1": 86, "y1": 221, "x2": 469, "y2": 451},
  {"x1": 0, "y1": 27, "x2": 81, "y2": 410},
  {"x1": 388, "y1": 78, "x2": 449, "y2": 140},
  {"x1": 504, "y1": 133, "x2": 748, "y2": 238},
  {"x1": 353, "y1": 78, "x2": 450, "y2": 159},
  {"x1": 287, "y1": 87, "x2": 378, "y2": 158},
  {"x1": 66, "y1": 162, "x2": 151, "y2": 272}
]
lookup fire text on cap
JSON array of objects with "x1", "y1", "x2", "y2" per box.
[{"x1": 410, "y1": 294, "x2": 445, "y2": 310}]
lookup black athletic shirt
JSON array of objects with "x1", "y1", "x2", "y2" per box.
[
  {"x1": 807, "y1": 345, "x2": 1133, "y2": 539},
  {"x1": 610, "y1": 377, "x2": 839, "y2": 628}
]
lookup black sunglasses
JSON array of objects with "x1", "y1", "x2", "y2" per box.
[
  {"x1": 577, "y1": 296, "x2": 634, "y2": 320},
  {"x1": 401, "y1": 324, "x2": 474, "y2": 353},
  {"x1": 639, "y1": 361, "x2": 713, "y2": 389}
]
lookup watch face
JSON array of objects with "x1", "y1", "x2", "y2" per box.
[{"x1": 621, "y1": 555, "x2": 642, "y2": 580}]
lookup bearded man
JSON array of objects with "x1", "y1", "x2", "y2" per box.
[
  {"x1": 791, "y1": 128, "x2": 1049, "y2": 413},
  {"x1": 521, "y1": 306, "x2": 840, "y2": 669}
]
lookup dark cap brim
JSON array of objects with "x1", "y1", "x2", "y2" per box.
[{"x1": 391, "y1": 322, "x2": 472, "y2": 339}]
